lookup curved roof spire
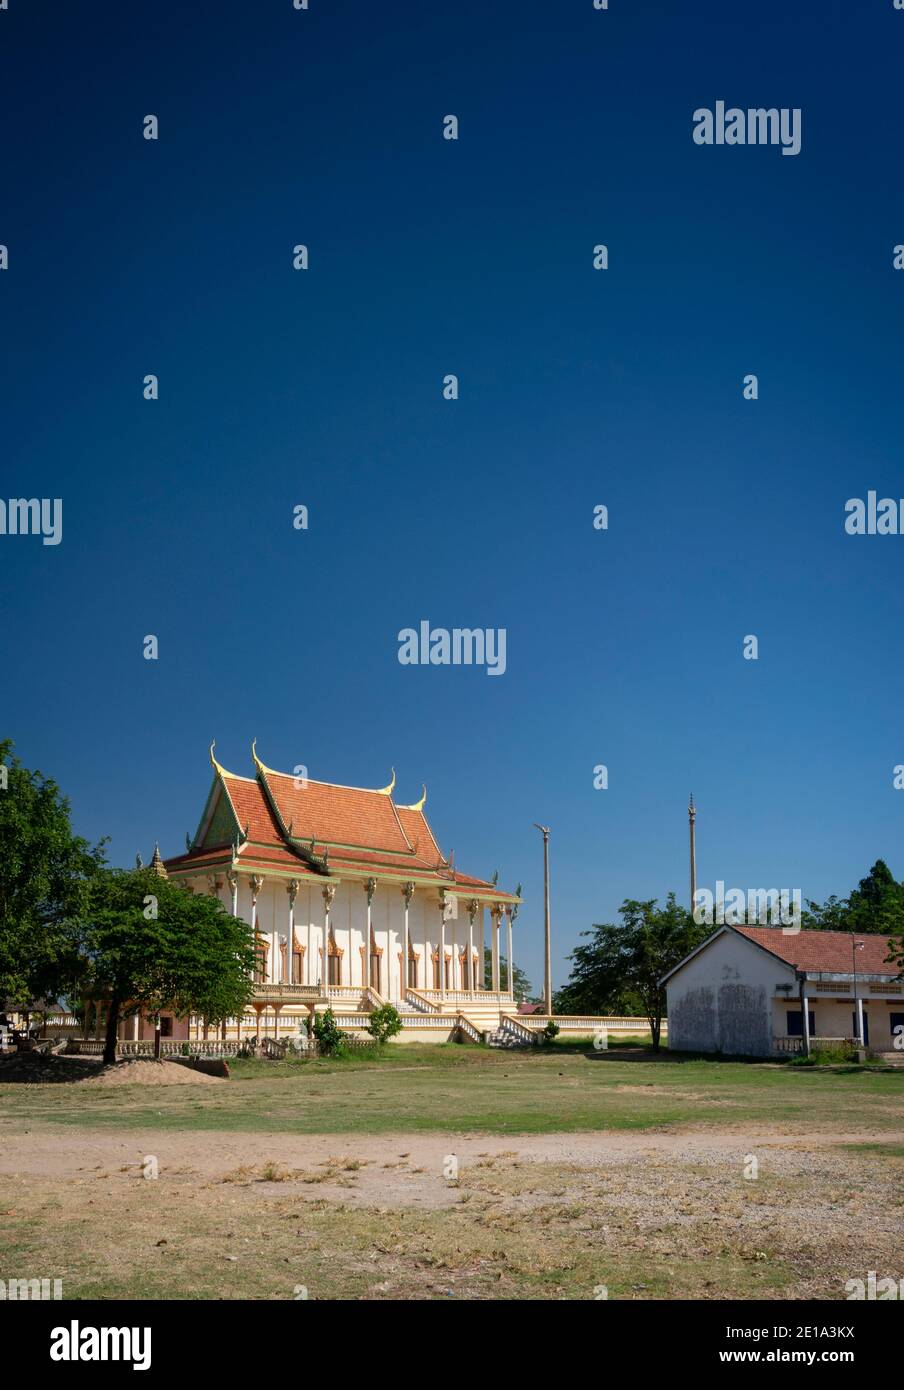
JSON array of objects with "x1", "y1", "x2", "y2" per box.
[
  {"x1": 376, "y1": 767, "x2": 396, "y2": 796},
  {"x1": 401, "y1": 784, "x2": 427, "y2": 811},
  {"x1": 209, "y1": 740, "x2": 230, "y2": 778}
]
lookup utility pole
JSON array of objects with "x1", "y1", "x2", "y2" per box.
[
  {"x1": 534, "y1": 823, "x2": 552, "y2": 1014},
  {"x1": 688, "y1": 794, "x2": 697, "y2": 913}
]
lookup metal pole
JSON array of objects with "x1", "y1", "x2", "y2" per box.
[{"x1": 534, "y1": 824, "x2": 551, "y2": 1015}]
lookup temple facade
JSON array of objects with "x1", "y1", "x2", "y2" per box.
[{"x1": 157, "y1": 743, "x2": 526, "y2": 1043}]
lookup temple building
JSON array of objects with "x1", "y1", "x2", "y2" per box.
[{"x1": 156, "y1": 743, "x2": 526, "y2": 1042}]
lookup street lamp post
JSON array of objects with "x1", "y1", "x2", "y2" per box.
[
  {"x1": 534, "y1": 823, "x2": 552, "y2": 1015},
  {"x1": 851, "y1": 935, "x2": 865, "y2": 1048}
]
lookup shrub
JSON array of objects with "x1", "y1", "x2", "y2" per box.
[
  {"x1": 312, "y1": 1007, "x2": 347, "y2": 1057},
  {"x1": 366, "y1": 1003, "x2": 403, "y2": 1046},
  {"x1": 541, "y1": 1018, "x2": 560, "y2": 1044}
]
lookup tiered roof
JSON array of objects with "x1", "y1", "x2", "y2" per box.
[{"x1": 163, "y1": 743, "x2": 520, "y2": 903}]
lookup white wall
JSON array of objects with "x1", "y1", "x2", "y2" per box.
[
  {"x1": 193, "y1": 874, "x2": 493, "y2": 1000},
  {"x1": 667, "y1": 929, "x2": 796, "y2": 1057}
]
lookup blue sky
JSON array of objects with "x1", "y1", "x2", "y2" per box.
[{"x1": 3, "y1": 0, "x2": 904, "y2": 992}]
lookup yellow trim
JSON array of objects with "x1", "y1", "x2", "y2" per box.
[
  {"x1": 251, "y1": 738, "x2": 280, "y2": 779},
  {"x1": 401, "y1": 785, "x2": 427, "y2": 811},
  {"x1": 376, "y1": 767, "x2": 396, "y2": 795},
  {"x1": 209, "y1": 740, "x2": 238, "y2": 780}
]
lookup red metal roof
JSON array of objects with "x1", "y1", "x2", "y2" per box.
[{"x1": 735, "y1": 927, "x2": 900, "y2": 976}]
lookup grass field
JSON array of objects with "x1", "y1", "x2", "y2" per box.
[{"x1": 1, "y1": 1044, "x2": 901, "y2": 1300}]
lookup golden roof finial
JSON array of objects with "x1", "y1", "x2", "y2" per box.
[
  {"x1": 149, "y1": 842, "x2": 168, "y2": 879},
  {"x1": 377, "y1": 767, "x2": 396, "y2": 795},
  {"x1": 209, "y1": 740, "x2": 228, "y2": 777},
  {"x1": 402, "y1": 785, "x2": 427, "y2": 811},
  {"x1": 251, "y1": 739, "x2": 277, "y2": 777}
]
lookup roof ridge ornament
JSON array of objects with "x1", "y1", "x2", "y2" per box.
[
  {"x1": 209, "y1": 740, "x2": 229, "y2": 777},
  {"x1": 251, "y1": 738, "x2": 277, "y2": 778},
  {"x1": 377, "y1": 768, "x2": 396, "y2": 795},
  {"x1": 401, "y1": 785, "x2": 427, "y2": 811}
]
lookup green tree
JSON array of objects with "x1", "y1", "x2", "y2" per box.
[
  {"x1": 77, "y1": 867, "x2": 256, "y2": 1065},
  {"x1": 482, "y1": 947, "x2": 532, "y2": 1002},
  {"x1": 312, "y1": 1006, "x2": 346, "y2": 1057},
  {"x1": 366, "y1": 1002, "x2": 403, "y2": 1045},
  {"x1": 802, "y1": 861, "x2": 904, "y2": 935},
  {"x1": 555, "y1": 893, "x2": 708, "y2": 1050},
  {"x1": 0, "y1": 740, "x2": 106, "y2": 1008}
]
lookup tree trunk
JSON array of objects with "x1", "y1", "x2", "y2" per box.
[
  {"x1": 102, "y1": 996, "x2": 121, "y2": 1066},
  {"x1": 649, "y1": 1015, "x2": 660, "y2": 1051}
]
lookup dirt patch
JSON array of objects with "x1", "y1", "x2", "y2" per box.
[
  {"x1": 79, "y1": 1060, "x2": 226, "y2": 1087},
  {"x1": 0, "y1": 1052, "x2": 101, "y2": 1083}
]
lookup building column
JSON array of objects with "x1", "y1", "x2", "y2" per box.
[
  {"x1": 322, "y1": 883, "x2": 336, "y2": 990},
  {"x1": 227, "y1": 864, "x2": 239, "y2": 918},
  {"x1": 286, "y1": 879, "x2": 299, "y2": 984},
  {"x1": 439, "y1": 891, "x2": 449, "y2": 1001},
  {"x1": 402, "y1": 882, "x2": 414, "y2": 998},
  {"x1": 507, "y1": 910, "x2": 514, "y2": 1001},
  {"x1": 364, "y1": 879, "x2": 376, "y2": 991},
  {"x1": 801, "y1": 981, "x2": 811, "y2": 1057},
  {"x1": 491, "y1": 905, "x2": 502, "y2": 992},
  {"x1": 856, "y1": 994, "x2": 865, "y2": 1048},
  {"x1": 467, "y1": 899, "x2": 478, "y2": 993},
  {"x1": 480, "y1": 906, "x2": 487, "y2": 991},
  {"x1": 250, "y1": 875, "x2": 264, "y2": 980}
]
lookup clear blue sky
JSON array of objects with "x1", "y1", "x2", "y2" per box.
[{"x1": 3, "y1": 0, "x2": 904, "y2": 993}]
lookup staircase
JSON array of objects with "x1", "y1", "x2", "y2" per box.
[{"x1": 487, "y1": 1015, "x2": 540, "y2": 1048}]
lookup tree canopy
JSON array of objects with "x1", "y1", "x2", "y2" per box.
[
  {"x1": 77, "y1": 867, "x2": 257, "y2": 1063},
  {"x1": 0, "y1": 739, "x2": 106, "y2": 1008},
  {"x1": 802, "y1": 859, "x2": 904, "y2": 936},
  {"x1": 553, "y1": 893, "x2": 709, "y2": 1049}
]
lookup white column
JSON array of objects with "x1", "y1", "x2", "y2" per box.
[
  {"x1": 402, "y1": 882, "x2": 414, "y2": 998},
  {"x1": 802, "y1": 987, "x2": 811, "y2": 1054},
  {"x1": 491, "y1": 906, "x2": 501, "y2": 992},
  {"x1": 286, "y1": 880, "x2": 299, "y2": 984},
  {"x1": 467, "y1": 900, "x2": 477, "y2": 994},
  {"x1": 250, "y1": 875, "x2": 264, "y2": 981},
  {"x1": 507, "y1": 910, "x2": 514, "y2": 1000},
  {"x1": 364, "y1": 879, "x2": 376, "y2": 991},
  {"x1": 322, "y1": 884, "x2": 336, "y2": 990},
  {"x1": 306, "y1": 885, "x2": 312, "y2": 986},
  {"x1": 856, "y1": 994, "x2": 865, "y2": 1047},
  {"x1": 480, "y1": 906, "x2": 486, "y2": 991},
  {"x1": 228, "y1": 866, "x2": 238, "y2": 918}
]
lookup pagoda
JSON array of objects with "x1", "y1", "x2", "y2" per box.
[{"x1": 161, "y1": 742, "x2": 523, "y2": 1041}]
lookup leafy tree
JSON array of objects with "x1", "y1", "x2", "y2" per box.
[
  {"x1": 802, "y1": 861, "x2": 904, "y2": 936},
  {"x1": 541, "y1": 1018, "x2": 560, "y2": 1044},
  {"x1": 312, "y1": 1006, "x2": 346, "y2": 1057},
  {"x1": 555, "y1": 893, "x2": 708, "y2": 1050},
  {"x1": 482, "y1": 947, "x2": 532, "y2": 1001},
  {"x1": 76, "y1": 868, "x2": 256, "y2": 1064},
  {"x1": 0, "y1": 740, "x2": 106, "y2": 1008},
  {"x1": 366, "y1": 1002, "x2": 403, "y2": 1045}
]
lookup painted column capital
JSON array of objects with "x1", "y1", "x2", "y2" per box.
[
  {"x1": 287, "y1": 878, "x2": 300, "y2": 905},
  {"x1": 250, "y1": 874, "x2": 264, "y2": 899},
  {"x1": 466, "y1": 897, "x2": 479, "y2": 923},
  {"x1": 401, "y1": 880, "x2": 415, "y2": 906},
  {"x1": 364, "y1": 877, "x2": 377, "y2": 905},
  {"x1": 322, "y1": 883, "x2": 336, "y2": 912}
]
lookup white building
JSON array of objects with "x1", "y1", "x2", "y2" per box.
[
  {"x1": 162, "y1": 743, "x2": 526, "y2": 1041},
  {"x1": 662, "y1": 925, "x2": 904, "y2": 1058}
]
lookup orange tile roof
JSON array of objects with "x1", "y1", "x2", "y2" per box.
[
  {"x1": 164, "y1": 753, "x2": 521, "y2": 903},
  {"x1": 735, "y1": 927, "x2": 900, "y2": 976},
  {"x1": 262, "y1": 769, "x2": 412, "y2": 853},
  {"x1": 222, "y1": 774, "x2": 284, "y2": 845}
]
